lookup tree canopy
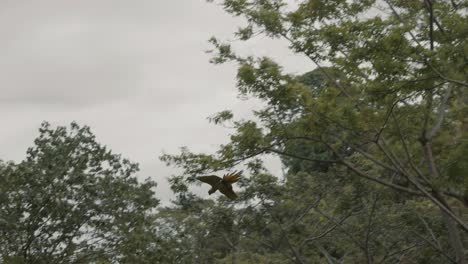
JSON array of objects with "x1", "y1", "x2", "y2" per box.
[
  {"x1": 0, "y1": 122, "x2": 160, "y2": 263},
  {"x1": 161, "y1": 0, "x2": 468, "y2": 262}
]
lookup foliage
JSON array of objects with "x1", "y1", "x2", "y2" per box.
[
  {"x1": 161, "y1": 0, "x2": 468, "y2": 262},
  {"x1": 0, "y1": 122, "x2": 160, "y2": 263}
]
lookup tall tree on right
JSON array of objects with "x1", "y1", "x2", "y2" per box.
[{"x1": 164, "y1": 0, "x2": 468, "y2": 262}]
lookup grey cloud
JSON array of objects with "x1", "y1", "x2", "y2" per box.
[
  {"x1": 0, "y1": 0, "x2": 303, "y2": 203},
  {"x1": 0, "y1": 0, "x2": 239, "y2": 107}
]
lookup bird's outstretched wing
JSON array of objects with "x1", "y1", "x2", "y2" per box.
[
  {"x1": 218, "y1": 184, "x2": 238, "y2": 200},
  {"x1": 197, "y1": 175, "x2": 222, "y2": 187},
  {"x1": 223, "y1": 170, "x2": 242, "y2": 183}
]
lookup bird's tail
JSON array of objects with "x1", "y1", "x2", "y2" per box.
[{"x1": 223, "y1": 170, "x2": 242, "y2": 183}]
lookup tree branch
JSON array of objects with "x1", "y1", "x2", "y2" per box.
[{"x1": 427, "y1": 87, "x2": 452, "y2": 139}]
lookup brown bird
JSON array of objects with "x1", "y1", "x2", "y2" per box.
[{"x1": 197, "y1": 171, "x2": 242, "y2": 200}]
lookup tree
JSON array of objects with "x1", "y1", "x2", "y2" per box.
[
  {"x1": 162, "y1": 0, "x2": 468, "y2": 262},
  {"x1": 0, "y1": 122, "x2": 160, "y2": 263}
]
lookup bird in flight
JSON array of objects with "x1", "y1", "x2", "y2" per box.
[{"x1": 197, "y1": 170, "x2": 242, "y2": 200}]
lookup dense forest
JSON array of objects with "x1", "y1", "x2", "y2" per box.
[{"x1": 1, "y1": 0, "x2": 467, "y2": 263}]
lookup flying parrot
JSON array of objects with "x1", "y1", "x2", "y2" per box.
[{"x1": 197, "y1": 170, "x2": 242, "y2": 200}]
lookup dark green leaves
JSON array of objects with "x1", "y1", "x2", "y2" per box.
[{"x1": 0, "y1": 122, "x2": 160, "y2": 263}]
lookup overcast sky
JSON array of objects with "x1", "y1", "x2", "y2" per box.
[{"x1": 0, "y1": 0, "x2": 312, "y2": 203}]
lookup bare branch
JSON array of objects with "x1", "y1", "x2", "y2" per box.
[
  {"x1": 427, "y1": 87, "x2": 452, "y2": 139},
  {"x1": 409, "y1": 231, "x2": 458, "y2": 263},
  {"x1": 364, "y1": 196, "x2": 378, "y2": 264}
]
